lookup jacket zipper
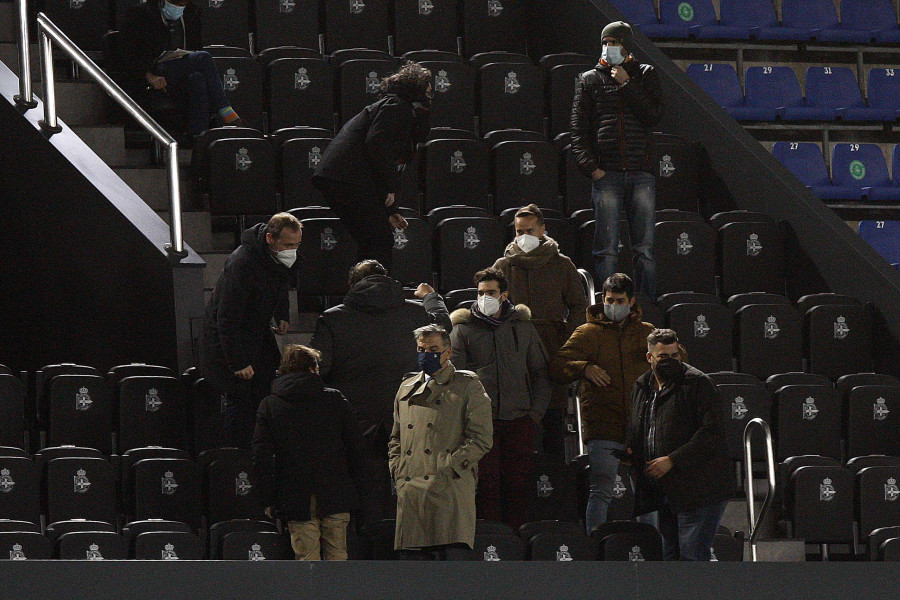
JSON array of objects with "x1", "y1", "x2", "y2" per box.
[{"x1": 618, "y1": 93, "x2": 628, "y2": 171}]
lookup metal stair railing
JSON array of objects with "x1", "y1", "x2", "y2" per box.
[{"x1": 743, "y1": 417, "x2": 777, "y2": 562}]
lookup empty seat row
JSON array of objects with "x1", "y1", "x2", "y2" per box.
[
  {"x1": 688, "y1": 64, "x2": 900, "y2": 123},
  {"x1": 773, "y1": 143, "x2": 900, "y2": 202}
]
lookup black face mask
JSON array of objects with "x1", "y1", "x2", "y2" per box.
[{"x1": 654, "y1": 358, "x2": 683, "y2": 381}]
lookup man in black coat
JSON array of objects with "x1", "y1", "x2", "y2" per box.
[
  {"x1": 624, "y1": 328, "x2": 735, "y2": 561},
  {"x1": 251, "y1": 345, "x2": 370, "y2": 560},
  {"x1": 199, "y1": 213, "x2": 302, "y2": 449},
  {"x1": 312, "y1": 62, "x2": 432, "y2": 270},
  {"x1": 570, "y1": 20, "x2": 662, "y2": 297},
  {"x1": 309, "y1": 259, "x2": 451, "y2": 523}
]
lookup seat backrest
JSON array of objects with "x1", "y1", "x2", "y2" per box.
[
  {"x1": 527, "y1": 452, "x2": 577, "y2": 523},
  {"x1": 708, "y1": 371, "x2": 762, "y2": 386},
  {"x1": 837, "y1": 373, "x2": 900, "y2": 397},
  {"x1": 774, "y1": 384, "x2": 842, "y2": 460},
  {"x1": 659, "y1": 0, "x2": 718, "y2": 27},
  {"x1": 403, "y1": 50, "x2": 463, "y2": 64},
  {"x1": 841, "y1": 0, "x2": 898, "y2": 30},
  {"x1": 280, "y1": 137, "x2": 333, "y2": 209},
  {"x1": 258, "y1": 47, "x2": 324, "y2": 65},
  {"x1": 782, "y1": 0, "x2": 840, "y2": 29},
  {"x1": 46, "y1": 457, "x2": 117, "y2": 524},
  {"x1": 765, "y1": 372, "x2": 832, "y2": 393},
  {"x1": 253, "y1": 0, "x2": 320, "y2": 51},
  {"x1": 518, "y1": 519, "x2": 583, "y2": 541},
  {"x1": 324, "y1": 0, "x2": 390, "y2": 53},
  {"x1": 57, "y1": 530, "x2": 127, "y2": 560},
  {"x1": 718, "y1": 220, "x2": 786, "y2": 297},
  {"x1": 472, "y1": 532, "x2": 526, "y2": 561},
  {"x1": 201, "y1": 0, "x2": 250, "y2": 48},
  {"x1": 869, "y1": 525, "x2": 900, "y2": 561},
  {"x1": 338, "y1": 59, "x2": 400, "y2": 125},
  {"x1": 805, "y1": 66, "x2": 864, "y2": 109},
  {"x1": 107, "y1": 364, "x2": 175, "y2": 386},
  {"x1": 423, "y1": 138, "x2": 490, "y2": 213},
  {"x1": 122, "y1": 518, "x2": 192, "y2": 554},
  {"x1": 686, "y1": 64, "x2": 745, "y2": 108},
  {"x1": 727, "y1": 292, "x2": 792, "y2": 312},
  {"x1": 720, "y1": 0, "x2": 779, "y2": 27},
  {"x1": 805, "y1": 304, "x2": 874, "y2": 378},
  {"x1": 882, "y1": 537, "x2": 900, "y2": 561},
  {"x1": 846, "y1": 455, "x2": 900, "y2": 476},
  {"x1": 208, "y1": 519, "x2": 279, "y2": 559},
  {"x1": 772, "y1": 142, "x2": 833, "y2": 188},
  {"x1": 716, "y1": 383, "x2": 773, "y2": 461},
  {"x1": 653, "y1": 221, "x2": 717, "y2": 295},
  {"x1": 847, "y1": 385, "x2": 900, "y2": 458},
  {"x1": 44, "y1": 0, "x2": 110, "y2": 52},
  {"x1": 420, "y1": 61, "x2": 477, "y2": 131},
  {"x1": 118, "y1": 376, "x2": 188, "y2": 452},
  {"x1": 528, "y1": 531, "x2": 597, "y2": 561},
  {"x1": 207, "y1": 138, "x2": 277, "y2": 216},
  {"x1": 735, "y1": 303, "x2": 803, "y2": 380},
  {"x1": 598, "y1": 530, "x2": 664, "y2": 561},
  {"x1": 789, "y1": 465, "x2": 854, "y2": 543},
  {"x1": 48, "y1": 375, "x2": 113, "y2": 454},
  {"x1": 294, "y1": 218, "x2": 359, "y2": 297},
  {"x1": 0, "y1": 457, "x2": 40, "y2": 524},
  {"x1": 479, "y1": 63, "x2": 545, "y2": 136},
  {"x1": 709, "y1": 210, "x2": 774, "y2": 229},
  {"x1": 651, "y1": 133, "x2": 700, "y2": 212},
  {"x1": 266, "y1": 57, "x2": 335, "y2": 132},
  {"x1": 435, "y1": 217, "x2": 505, "y2": 292},
  {"x1": 833, "y1": 143, "x2": 892, "y2": 188},
  {"x1": 548, "y1": 63, "x2": 594, "y2": 137},
  {"x1": 392, "y1": 217, "x2": 432, "y2": 286},
  {"x1": 0, "y1": 519, "x2": 39, "y2": 533},
  {"x1": 656, "y1": 209, "x2": 705, "y2": 224},
  {"x1": 867, "y1": 68, "x2": 900, "y2": 111},
  {"x1": 213, "y1": 57, "x2": 265, "y2": 130},
  {"x1": 133, "y1": 458, "x2": 201, "y2": 529},
  {"x1": 484, "y1": 129, "x2": 545, "y2": 146},
  {"x1": 0, "y1": 375, "x2": 25, "y2": 449},
  {"x1": 393, "y1": 0, "x2": 459, "y2": 54},
  {"x1": 665, "y1": 303, "x2": 734, "y2": 373},
  {"x1": 191, "y1": 127, "x2": 265, "y2": 189},
  {"x1": 796, "y1": 292, "x2": 861, "y2": 315},
  {"x1": 858, "y1": 220, "x2": 900, "y2": 265},
  {"x1": 745, "y1": 66, "x2": 804, "y2": 110},
  {"x1": 222, "y1": 531, "x2": 293, "y2": 560},
  {"x1": 856, "y1": 465, "x2": 900, "y2": 540},
  {"x1": 133, "y1": 530, "x2": 204, "y2": 560},
  {"x1": 205, "y1": 452, "x2": 265, "y2": 524},
  {"x1": 0, "y1": 531, "x2": 52, "y2": 559},
  {"x1": 491, "y1": 140, "x2": 561, "y2": 214},
  {"x1": 608, "y1": 0, "x2": 659, "y2": 25},
  {"x1": 539, "y1": 53, "x2": 596, "y2": 70},
  {"x1": 462, "y1": 0, "x2": 528, "y2": 56}
]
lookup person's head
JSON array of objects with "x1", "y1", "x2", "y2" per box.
[
  {"x1": 601, "y1": 20, "x2": 634, "y2": 66},
  {"x1": 474, "y1": 268, "x2": 509, "y2": 316},
  {"x1": 278, "y1": 344, "x2": 321, "y2": 375},
  {"x1": 348, "y1": 259, "x2": 388, "y2": 287},
  {"x1": 382, "y1": 62, "x2": 433, "y2": 103},
  {"x1": 600, "y1": 273, "x2": 635, "y2": 322},
  {"x1": 265, "y1": 213, "x2": 302, "y2": 267},
  {"x1": 414, "y1": 324, "x2": 451, "y2": 375},
  {"x1": 646, "y1": 329, "x2": 684, "y2": 381},
  {"x1": 513, "y1": 204, "x2": 546, "y2": 252}
]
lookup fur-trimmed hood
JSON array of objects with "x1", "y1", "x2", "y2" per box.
[{"x1": 450, "y1": 304, "x2": 532, "y2": 326}]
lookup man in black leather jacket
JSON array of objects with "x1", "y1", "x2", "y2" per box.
[{"x1": 570, "y1": 20, "x2": 662, "y2": 297}]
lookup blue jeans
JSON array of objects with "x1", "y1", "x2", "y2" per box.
[
  {"x1": 585, "y1": 440, "x2": 624, "y2": 535},
  {"x1": 154, "y1": 51, "x2": 231, "y2": 135},
  {"x1": 591, "y1": 170, "x2": 657, "y2": 297},
  {"x1": 657, "y1": 499, "x2": 727, "y2": 561}
]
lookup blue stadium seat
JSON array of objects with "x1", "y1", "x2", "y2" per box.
[
  {"x1": 782, "y1": 0, "x2": 872, "y2": 43},
  {"x1": 720, "y1": 0, "x2": 784, "y2": 40},
  {"x1": 865, "y1": 69, "x2": 900, "y2": 122},
  {"x1": 686, "y1": 63, "x2": 771, "y2": 120},
  {"x1": 744, "y1": 66, "x2": 813, "y2": 121},
  {"x1": 789, "y1": 67, "x2": 862, "y2": 121},
  {"x1": 832, "y1": 143, "x2": 900, "y2": 202},
  {"x1": 654, "y1": 0, "x2": 719, "y2": 39},
  {"x1": 840, "y1": 0, "x2": 900, "y2": 43},
  {"x1": 772, "y1": 142, "x2": 862, "y2": 200},
  {"x1": 858, "y1": 220, "x2": 900, "y2": 264}
]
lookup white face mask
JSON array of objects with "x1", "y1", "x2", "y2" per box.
[
  {"x1": 477, "y1": 294, "x2": 501, "y2": 316},
  {"x1": 515, "y1": 234, "x2": 541, "y2": 253},
  {"x1": 275, "y1": 248, "x2": 297, "y2": 268},
  {"x1": 602, "y1": 45, "x2": 626, "y2": 66},
  {"x1": 603, "y1": 302, "x2": 631, "y2": 323}
]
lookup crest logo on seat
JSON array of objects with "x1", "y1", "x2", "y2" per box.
[
  {"x1": 659, "y1": 154, "x2": 675, "y2": 177},
  {"x1": 731, "y1": 396, "x2": 748, "y2": 420},
  {"x1": 676, "y1": 232, "x2": 693, "y2": 255},
  {"x1": 279, "y1": 0, "x2": 295, "y2": 13},
  {"x1": 393, "y1": 228, "x2": 409, "y2": 250},
  {"x1": 874, "y1": 397, "x2": 890, "y2": 421},
  {"x1": 235, "y1": 147, "x2": 252, "y2": 171},
  {"x1": 76, "y1": 387, "x2": 93, "y2": 411},
  {"x1": 419, "y1": 0, "x2": 434, "y2": 15},
  {"x1": 802, "y1": 397, "x2": 819, "y2": 421},
  {"x1": 629, "y1": 545, "x2": 645, "y2": 561},
  {"x1": 488, "y1": 0, "x2": 504, "y2": 17},
  {"x1": 366, "y1": 71, "x2": 381, "y2": 94},
  {"x1": 68, "y1": 0, "x2": 86, "y2": 9},
  {"x1": 612, "y1": 474, "x2": 627, "y2": 498},
  {"x1": 235, "y1": 471, "x2": 253, "y2": 496},
  {"x1": 520, "y1": 152, "x2": 536, "y2": 175},
  {"x1": 504, "y1": 71, "x2": 521, "y2": 94},
  {"x1": 145, "y1": 388, "x2": 162, "y2": 413},
  {"x1": 209, "y1": 0, "x2": 224, "y2": 8},
  {"x1": 483, "y1": 544, "x2": 501, "y2": 561},
  {"x1": 74, "y1": 468, "x2": 91, "y2": 494},
  {"x1": 556, "y1": 545, "x2": 573, "y2": 561},
  {"x1": 349, "y1": 0, "x2": 366, "y2": 14},
  {"x1": 161, "y1": 471, "x2": 179, "y2": 495},
  {"x1": 886, "y1": 477, "x2": 899, "y2": 502},
  {"x1": 464, "y1": 226, "x2": 480, "y2": 249},
  {"x1": 308, "y1": 146, "x2": 323, "y2": 169},
  {"x1": 833, "y1": 316, "x2": 849, "y2": 340},
  {"x1": 693, "y1": 314, "x2": 710, "y2": 338},
  {"x1": 746, "y1": 233, "x2": 763, "y2": 257},
  {"x1": 86, "y1": 543, "x2": 104, "y2": 560},
  {"x1": 294, "y1": 67, "x2": 311, "y2": 90},
  {"x1": 764, "y1": 316, "x2": 780, "y2": 339},
  {"x1": 451, "y1": 150, "x2": 467, "y2": 173},
  {"x1": 223, "y1": 68, "x2": 240, "y2": 91},
  {"x1": 435, "y1": 70, "x2": 451, "y2": 93},
  {"x1": 0, "y1": 468, "x2": 15, "y2": 493},
  {"x1": 9, "y1": 543, "x2": 26, "y2": 560},
  {"x1": 162, "y1": 543, "x2": 179, "y2": 560},
  {"x1": 820, "y1": 477, "x2": 836, "y2": 501},
  {"x1": 321, "y1": 228, "x2": 338, "y2": 251},
  {"x1": 536, "y1": 474, "x2": 554, "y2": 498},
  {"x1": 249, "y1": 543, "x2": 266, "y2": 560}
]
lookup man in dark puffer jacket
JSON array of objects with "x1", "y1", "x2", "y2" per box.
[{"x1": 570, "y1": 20, "x2": 663, "y2": 297}]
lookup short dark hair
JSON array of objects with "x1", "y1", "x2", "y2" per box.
[
  {"x1": 413, "y1": 324, "x2": 451, "y2": 347},
  {"x1": 474, "y1": 267, "x2": 508, "y2": 293},
  {"x1": 647, "y1": 328, "x2": 680, "y2": 349},
  {"x1": 382, "y1": 62, "x2": 432, "y2": 102},
  {"x1": 266, "y1": 212, "x2": 302, "y2": 239},
  {"x1": 601, "y1": 273, "x2": 635, "y2": 299},
  {"x1": 279, "y1": 344, "x2": 321, "y2": 375},
  {"x1": 514, "y1": 204, "x2": 544, "y2": 225},
  {"x1": 348, "y1": 259, "x2": 388, "y2": 287}
]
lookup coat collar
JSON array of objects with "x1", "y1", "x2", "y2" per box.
[{"x1": 401, "y1": 362, "x2": 456, "y2": 401}]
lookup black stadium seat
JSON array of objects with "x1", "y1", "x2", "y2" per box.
[
  {"x1": 134, "y1": 530, "x2": 204, "y2": 560},
  {"x1": 462, "y1": 0, "x2": 528, "y2": 56},
  {"x1": 856, "y1": 466, "x2": 900, "y2": 542},
  {"x1": 419, "y1": 61, "x2": 477, "y2": 131},
  {"x1": 46, "y1": 457, "x2": 117, "y2": 525},
  {"x1": 0, "y1": 531, "x2": 52, "y2": 560},
  {"x1": 57, "y1": 531, "x2": 127, "y2": 560},
  {"x1": 267, "y1": 57, "x2": 335, "y2": 132},
  {"x1": 578, "y1": 219, "x2": 633, "y2": 277},
  {"x1": 253, "y1": 0, "x2": 320, "y2": 51},
  {"x1": 788, "y1": 465, "x2": 854, "y2": 545},
  {"x1": 213, "y1": 57, "x2": 265, "y2": 131},
  {"x1": 591, "y1": 521, "x2": 663, "y2": 561},
  {"x1": 280, "y1": 136, "x2": 333, "y2": 209},
  {"x1": 846, "y1": 385, "x2": 900, "y2": 458},
  {"x1": 0, "y1": 520, "x2": 39, "y2": 533},
  {"x1": 837, "y1": 373, "x2": 900, "y2": 398},
  {"x1": 121, "y1": 447, "x2": 191, "y2": 513},
  {"x1": 491, "y1": 140, "x2": 561, "y2": 214},
  {"x1": 258, "y1": 46, "x2": 325, "y2": 65},
  {"x1": 546, "y1": 63, "x2": 590, "y2": 138},
  {"x1": 657, "y1": 291, "x2": 721, "y2": 311},
  {"x1": 880, "y1": 537, "x2": 900, "y2": 561},
  {"x1": 804, "y1": 303, "x2": 874, "y2": 379},
  {"x1": 606, "y1": 463, "x2": 636, "y2": 522},
  {"x1": 528, "y1": 531, "x2": 596, "y2": 561},
  {"x1": 869, "y1": 526, "x2": 900, "y2": 561},
  {"x1": 199, "y1": 448, "x2": 264, "y2": 524},
  {"x1": 0, "y1": 456, "x2": 40, "y2": 524},
  {"x1": 44, "y1": 0, "x2": 109, "y2": 52},
  {"x1": 118, "y1": 376, "x2": 188, "y2": 452},
  {"x1": 190, "y1": 377, "x2": 229, "y2": 455},
  {"x1": 122, "y1": 519, "x2": 193, "y2": 555},
  {"x1": 201, "y1": 0, "x2": 250, "y2": 48},
  {"x1": 324, "y1": 0, "x2": 390, "y2": 53},
  {"x1": 773, "y1": 384, "x2": 841, "y2": 461},
  {"x1": 393, "y1": 0, "x2": 460, "y2": 54},
  {"x1": 717, "y1": 220, "x2": 786, "y2": 298},
  {"x1": 765, "y1": 372, "x2": 831, "y2": 393},
  {"x1": 209, "y1": 519, "x2": 278, "y2": 559},
  {"x1": 434, "y1": 216, "x2": 505, "y2": 292},
  {"x1": 472, "y1": 531, "x2": 525, "y2": 561},
  {"x1": 665, "y1": 302, "x2": 734, "y2": 373},
  {"x1": 133, "y1": 458, "x2": 202, "y2": 529},
  {"x1": 0, "y1": 375, "x2": 25, "y2": 449},
  {"x1": 422, "y1": 138, "x2": 490, "y2": 212},
  {"x1": 207, "y1": 138, "x2": 278, "y2": 216},
  {"x1": 222, "y1": 531, "x2": 293, "y2": 560},
  {"x1": 294, "y1": 218, "x2": 359, "y2": 297},
  {"x1": 45, "y1": 520, "x2": 115, "y2": 545},
  {"x1": 47, "y1": 374, "x2": 113, "y2": 454},
  {"x1": 479, "y1": 63, "x2": 544, "y2": 134},
  {"x1": 527, "y1": 453, "x2": 577, "y2": 523},
  {"x1": 734, "y1": 303, "x2": 803, "y2": 379},
  {"x1": 192, "y1": 127, "x2": 266, "y2": 195},
  {"x1": 715, "y1": 383, "x2": 773, "y2": 462},
  {"x1": 108, "y1": 363, "x2": 175, "y2": 383},
  {"x1": 651, "y1": 133, "x2": 699, "y2": 212},
  {"x1": 391, "y1": 217, "x2": 432, "y2": 286},
  {"x1": 653, "y1": 220, "x2": 717, "y2": 296},
  {"x1": 727, "y1": 292, "x2": 792, "y2": 312},
  {"x1": 338, "y1": 59, "x2": 399, "y2": 125}
]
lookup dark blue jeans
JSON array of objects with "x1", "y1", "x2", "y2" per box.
[
  {"x1": 657, "y1": 499, "x2": 727, "y2": 561},
  {"x1": 591, "y1": 170, "x2": 657, "y2": 297},
  {"x1": 153, "y1": 51, "x2": 230, "y2": 135}
]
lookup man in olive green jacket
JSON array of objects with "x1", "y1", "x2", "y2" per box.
[{"x1": 389, "y1": 324, "x2": 493, "y2": 552}]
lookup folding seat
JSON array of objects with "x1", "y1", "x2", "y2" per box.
[
  {"x1": 133, "y1": 457, "x2": 202, "y2": 529},
  {"x1": 726, "y1": 292, "x2": 791, "y2": 311},
  {"x1": 491, "y1": 140, "x2": 561, "y2": 214},
  {"x1": 734, "y1": 302, "x2": 803, "y2": 380},
  {"x1": 809, "y1": 67, "x2": 881, "y2": 122},
  {"x1": 434, "y1": 216, "x2": 505, "y2": 292},
  {"x1": 0, "y1": 374, "x2": 25, "y2": 449},
  {"x1": 527, "y1": 453, "x2": 577, "y2": 523},
  {"x1": 657, "y1": 291, "x2": 720, "y2": 311},
  {"x1": 648, "y1": 0, "x2": 717, "y2": 39},
  {"x1": 270, "y1": 125, "x2": 333, "y2": 145},
  {"x1": 258, "y1": 47, "x2": 324, "y2": 66},
  {"x1": 528, "y1": 531, "x2": 596, "y2": 561},
  {"x1": 665, "y1": 302, "x2": 734, "y2": 373},
  {"x1": 403, "y1": 50, "x2": 463, "y2": 64},
  {"x1": 192, "y1": 126, "x2": 265, "y2": 193},
  {"x1": 518, "y1": 519, "x2": 581, "y2": 540},
  {"x1": 651, "y1": 133, "x2": 699, "y2": 213},
  {"x1": 134, "y1": 530, "x2": 204, "y2": 559},
  {"x1": 772, "y1": 141, "x2": 859, "y2": 200},
  {"x1": 0, "y1": 520, "x2": 39, "y2": 532},
  {"x1": 686, "y1": 64, "x2": 765, "y2": 121},
  {"x1": 479, "y1": 63, "x2": 544, "y2": 135},
  {"x1": 591, "y1": 521, "x2": 663, "y2": 561},
  {"x1": 280, "y1": 136, "x2": 333, "y2": 209},
  {"x1": 117, "y1": 375, "x2": 188, "y2": 452},
  {"x1": 717, "y1": 220, "x2": 786, "y2": 297},
  {"x1": 206, "y1": 137, "x2": 277, "y2": 217},
  {"x1": 48, "y1": 374, "x2": 113, "y2": 454},
  {"x1": 419, "y1": 61, "x2": 476, "y2": 131},
  {"x1": 833, "y1": 143, "x2": 900, "y2": 202},
  {"x1": 199, "y1": 448, "x2": 263, "y2": 524},
  {"x1": 607, "y1": 0, "x2": 669, "y2": 38},
  {"x1": 865, "y1": 69, "x2": 900, "y2": 123},
  {"x1": 858, "y1": 220, "x2": 900, "y2": 265},
  {"x1": 108, "y1": 363, "x2": 175, "y2": 384},
  {"x1": 393, "y1": 0, "x2": 460, "y2": 54},
  {"x1": 267, "y1": 58, "x2": 335, "y2": 132},
  {"x1": 484, "y1": 129, "x2": 544, "y2": 145},
  {"x1": 338, "y1": 59, "x2": 399, "y2": 125},
  {"x1": 554, "y1": 133, "x2": 591, "y2": 216},
  {"x1": 472, "y1": 531, "x2": 526, "y2": 561},
  {"x1": 427, "y1": 205, "x2": 490, "y2": 226},
  {"x1": 880, "y1": 537, "x2": 900, "y2": 560},
  {"x1": 253, "y1": 0, "x2": 320, "y2": 52},
  {"x1": 715, "y1": 383, "x2": 772, "y2": 461},
  {"x1": 796, "y1": 292, "x2": 860, "y2": 314},
  {"x1": 655, "y1": 210, "x2": 704, "y2": 224},
  {"x1": 57, "y1": 531, "x2": 126, "y2": 560},
  {"x1": 787, "y1": 465, "x2": 854, "y2": 546},
  {"x1": 0, "y1": 457, "x2": 40, "y2": 524},
  {"x1": 653, "y1": 220, "x2": 717, "y2": 295},
  {"x1": 391, "y1": 217, "x2": 432, "y2": 286},
  {"x1": 847, "y1": 456, "x2": 900, "y2": 476},
  {"x1": 222, "y1": 531, "x2": 293, "y2": 560},
  {"x1": 324, "y1": 0, "x2": 390, "y2": 53},
  {"x1": 856, "y1": 466, "x2": 900, "y2": 539},
  {"x1": 421, "y1": 138, "x2": 489, "y2": 213},
  {"x1": 779, "y1": 456, "x2": 843, "y2": 514},
  {"x1": 208, "y1": 519, "x2": 278, "y2": 559},
  {"x1": 46, "y1": 457, "x2": 117, "y2": 524},
  {"x1": 189, "y1": 377, "x2": 228, "y2": 455},
  {"x1": 213, "y1": 57, "x2": 265, "y2": 131},
  {"x1": 711, "y1": 532, "x2": 744, "y2": 561},
  {"x1": 470, "y1": 51, "x2": 530, "y2": 72},
  {"x1": 773, "y1": 67, "x2": 848, "y2": 122},
  {"x1": 200, "y1": 0, "x2": 251, "y2": 47},
  {"x1": 43, "y1": 0, "x2": 109, "y2": 52},
  {"x1": 331, "y1": 48, "x2": 393, "y2": 65},
  {"x1": 710, "y1": 210, "x2": 773, "y2": 229},
  {"x1": 547, "y1": 63, "x2": 593, "y2": 137},
  {"x1": 869, "y1": 526, "x2": 900, "y2": 560},
  {"x1": 837, "y1": 372, "x2": 900, "y2": 398},
  {"x1": 841, "y1": 0, "x2": 900, "y2": 43},
  {"x1": 743, "y1": 66, "x2": 801, "y2": 122},
  {"x1": 577, "y1": 219, "x2": 633, "y2": 276},
  {"x1": 539, "y1": 54, "x2": 595, "y2": 71},
  {"x1": 123, "y1": 519, "x2": 193, "y2": 555},
  {"x1": 718, "y1": 0, "x2": 781, "y2": 40},
  {"x1": 847, "y1": 385, "x2": 900, "y2": 458},
  {"x1": 462, "y1": 0, "x2": 527, "y2": 56},
  {"x1": 356, "y1": 519, "x2": 398, "y2": 559},
  {"x1": 781, "y1": 0, "x2": 872, "y2": 43},
  {"x1": 0, "y1": 531, "x2": 52, "y2": 560},
  {"x1": 804, "y1": 304, "x2": 873, "y2": 378},
  {"x1": 36, "y1": 363, "x2": 100, "y2": 425},
  {"x1": 765, "y1": 372, "x2": 832, "y2": 393},
  {"x1": 294, "y1": 218, "x2": 359, "y2": 297},
  {"x1": 773, "y1": 384, "x2": 842, "y2": 461}
]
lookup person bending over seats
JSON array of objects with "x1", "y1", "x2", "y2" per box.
[
  {"x1": 119, "y1": 0, "x2": 243, "y2": 136},
  {"x1": 312, "y1": 62, "x2": 433, "y2": 270}
]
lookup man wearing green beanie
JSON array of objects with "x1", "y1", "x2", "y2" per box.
[{"x1": 570, "y1": 20, "x2": 663, "y2": 299}]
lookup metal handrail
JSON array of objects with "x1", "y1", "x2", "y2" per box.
[
  {"x1": 13, "y1": 0, "x2": 35, "y2": 108},
  {"x1": 19, "y1": 9, "x2": 187, "y2": 259},
  {"x1": 743, "y1": 417, "x2": 777, "y2": 562},
  {"x1": 571, "y1": 268, "x2": 596, "y2": 457}
]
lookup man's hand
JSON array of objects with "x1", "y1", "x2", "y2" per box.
[
  {"x1": 385, "y1": 192, "x2": 396, "y2": 207},
  {"x1": 591, "y1": 168, "x2": 606, "y2": 180},
  {"x1": 414, "y1": 283, "x2": 435, "y2": 298},
  {"x1": 646, "y1": 456, "x2": 673, "y2": 480},
  {"x1": 265, "y1": 506, "x2": 276, "y2": 520},
  {"x1": 145, "y1": 72, "x2": 167, "y2": 91},
  {"x1": 234, "y1": 365, "x2": 255, "y2": 380},
  {"x1": 389, "y1": 213, "x2": 409, "y2": 230},
  {"x1": 272, "y1": 320, "x2": 290, "y2": 335},
  {"x1": 584, "y1": 364, "x2": 611, "y2": 387},
  {"x1": 611, "y1": 67, "x2": 630, "y2": 84}
]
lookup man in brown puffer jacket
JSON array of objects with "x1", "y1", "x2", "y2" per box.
[
  {"x1": 492, "y1": 204, "x2": 588, "y2": 455},
  {"x1": 550, "y1": 273, "x2": 654, "y2": 534}
]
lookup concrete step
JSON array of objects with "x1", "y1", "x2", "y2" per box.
[
  {"x1": 115, "y1": 167, "x2": 193, "y2": 211},
  {"x1": 0, "y1": 42, "x2": 39, "y2": 79},
  {"x1": 71, "y1": 125, "x2": 128, "y2": 166},
  {"x1": 156, "y1": 210, "x2": 213, "y2": 254},
  {"x1": 122, "y1": 147, "x2": 194, "y2": 169},
  {"x1": 34, "y1": 80, "x2": 107, "y2": 126},
  {"x1": 0, "y1": 4, "x2": 18, "y2": 44}
]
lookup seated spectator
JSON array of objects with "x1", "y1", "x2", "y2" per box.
[
  {"x1": 119, "y1": 0, "x2": 243, "y2": 136},
  {"x1": 251, "y1": 344, "x2": 370, "y2": 561}
]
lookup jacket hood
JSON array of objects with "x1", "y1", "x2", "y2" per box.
[
  {"x1": 343, "y1": 275, "x2": 406, "y2": 313},
  {"x1": 586, "y1": 301, "x2": 644, "y2": 326},
  {"x1": 450, "y1": 304, "x2": 532, "y2": 326},
  {"x1": 503, "y1": 236, "x2": 560, "y2": 269},
  {"x1": 241, "y1": 223, "x2": 285, "y2": 272},
  {"x1": 270, "y1": 372, "x2": 326, "y2": 402}
]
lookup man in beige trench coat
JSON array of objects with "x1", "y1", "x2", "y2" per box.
[{"x1": 389, "y1": 324, "x2": 494, "y2": 555}]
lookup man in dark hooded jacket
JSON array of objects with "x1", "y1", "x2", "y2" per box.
[
  {"x1": 199, "y1": 213, "x2": 302, "y2": 449},
  {"x1": 308, "y1": 259, "x2": 451, "y2": 522}
]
